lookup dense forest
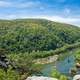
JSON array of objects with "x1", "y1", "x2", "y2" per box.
[
  {"x1": 0, "y1": 19, "x2": 80, "y2": 53},
  {"x1": 0, "y1": 19, "x2": 80, "y2": 80}
]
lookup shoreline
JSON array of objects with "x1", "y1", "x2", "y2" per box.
[{"x1": 34, "y1": 55, "x2": 59, "y2": 64}]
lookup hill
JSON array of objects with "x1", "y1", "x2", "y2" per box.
[{"x1": 0, "y1": 19, "x2": 80, "y2": 53}]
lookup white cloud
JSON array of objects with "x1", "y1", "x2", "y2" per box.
[
  {"x1": 0, "y1": 1, "x2": 40, "y2": 8},
  {"x1": 0, "y1": 1, "x2": 11, "y2": 7},
  {"x1": 0, "y1": 14, "x2": 80, "y2": 26},
  {"x1": 63, "y1": 8, "x2": 71, "y2": 15},
  {"x1": 39, "y1": 6, "x2": 45, "y2": 10},
  {"x1": 40, "y1": 16, "x2": 80, "y2": 26},
  {"x1": 14, "y1": 1, "x2": 40, "y2": 8}
]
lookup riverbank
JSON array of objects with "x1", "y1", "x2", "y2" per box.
[
  {"x1": 34, "y1": 42, "x2": 80, "y2": 64},
  {"x1": 35, "y1": 55, "x2": 59, "y2": 64},
  {"x1": 37, "y1": 48, "x2": 80, "y2": 80}
]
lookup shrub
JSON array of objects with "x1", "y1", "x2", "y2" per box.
[
  {"x1": 0, "y1": 68, "x2": 20, "y2": 80},
  {"x1": 50, "y1": 69, "x2": 61, "y2": 78},
  {"x1": 59, "y1": 75, "x2": 68, "y2": 80}
]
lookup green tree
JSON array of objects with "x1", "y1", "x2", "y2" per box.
[
  {"x1": 59, "y1": 75, "x2": 68, "y2": 80},
  {"x1": 0, "y1": 68, "x2": 20, "y2": 80},
  {"x1": 50, "y1": 69, "x2": 60, "y2": 78}
]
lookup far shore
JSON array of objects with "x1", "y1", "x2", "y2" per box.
[{"x1": 34, "y1": 55, "x2": 59, "y2": 64}]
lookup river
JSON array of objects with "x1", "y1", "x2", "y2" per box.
[{"x1": 40, "y1": 50, "x2": 77, "y2": 80}]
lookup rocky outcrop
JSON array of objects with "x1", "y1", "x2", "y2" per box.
[
  {"x1": 73, "y1": 75, "x2": 80, "y2": 80},
  {"x1": 35, "y1": 55, "x2": 59, "y2": 64},
  {"x1": 0, "y1": 54, "x2": 17, "y2": 70},
  {"x1": 26, "y1": 76, "x2": 58, "y2": 80},
  {"x1": 69, "y1": 68, "x2": 77, "y2": 75},
  {"x1": 76, "y1": 63, "x2": 80, "y2": 68},
  {"x1": 0, "y1": 55, "x2": 9, "y2": 69}
]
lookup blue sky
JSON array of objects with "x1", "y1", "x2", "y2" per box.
[{"x1": 0, "y1": 0, "x2": 80, "y2": 26}]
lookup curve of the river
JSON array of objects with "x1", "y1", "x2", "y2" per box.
[{"x1": 40, "y1": 50, "x2": 77, "y2": 80}]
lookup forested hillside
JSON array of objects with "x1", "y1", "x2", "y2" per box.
[
  {"x1": 0, "y1": 19, "x2": 80, "y2": 80},
  {"x1": 0, "y1": 19, "x2": 80, "y2": 53}
]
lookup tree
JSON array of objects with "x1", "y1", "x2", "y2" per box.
[
  {"x1": 0, "y1": 68, "x2": 20, "y2": 80},
  {"x1": 59, "y1": 75, "x2": 68, "y2": 80},
  {"x1": 50, "y1": 69, "x2": 61, "y2": 78}
]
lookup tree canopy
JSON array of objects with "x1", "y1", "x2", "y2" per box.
[{"x1": 0, "y1": 19, "x2": 80, "y2": 53}]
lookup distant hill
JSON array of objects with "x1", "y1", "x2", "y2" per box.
[{"x1": 0, "y1": 19, "x2": 80, "y2": 52}]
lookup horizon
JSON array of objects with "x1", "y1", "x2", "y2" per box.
[
  {"x1": 0, "y1": 18, "x2": 79, "y2": 27},
  {"x1": 0, "y1": 0, "x2": 80, "y2": 26}
]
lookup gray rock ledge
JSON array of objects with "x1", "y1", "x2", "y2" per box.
[{"x1": 26, "y1": 76, "x2": 58, "y2": 80}]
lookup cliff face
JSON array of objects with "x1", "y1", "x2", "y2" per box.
[
  {"x1": 0, "y1": 55, "x2": 9, "y2": 69},
  {"x1": 26, "y1": 76, "x2": 58, "y2": 80}
]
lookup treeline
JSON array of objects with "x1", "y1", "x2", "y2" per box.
[
  {"x1": 0, "y1": 19, "x2": 80, "y2": 53},
  {"x1": 8, "y1": 42, "x2": 80, "y2": 59},
  {"x1": 29, "y1": 42, "x2": 80, "y2": 58}
]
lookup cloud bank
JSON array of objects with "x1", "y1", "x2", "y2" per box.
[
  {"x1": 0, "y1": 1, "x2": 40, "y2": 8},
  {"x1": 0, "y1": 14, "x2": 79, "y2": 26}
]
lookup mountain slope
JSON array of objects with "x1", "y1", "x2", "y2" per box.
[{"x1": 0, "y1": 19, "x2": 80, "y2": 52}]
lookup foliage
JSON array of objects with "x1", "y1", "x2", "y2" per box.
[
  {"x1": 51, "y1": 69, "x2": 68, "y2": 80},
  {"x1": 8, "y1": 53, "x2": 42, "y2": 75},
  {"x1": 0, "y1": 19, "x2": 80, "y2": 80},
  {"x1": 0, "y1": 19, "x2": 80, "y2": 53},
  {"x1": 29, "y1": 42, "x2": 80, "y2": 58},
  {"x1": 0, "y1": 68, "x2": 20, "y2": 80},
  {"x1": 75, "y1": 50, "x2": 80, "y2": 62},
  {"x1": 50, "y1": 69, "x2": 61, "y2": 78},
  {"x1": 59, "y1": 75, "x2": 68, "y2": 80}
]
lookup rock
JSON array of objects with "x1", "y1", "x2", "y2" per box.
[
  {"x1": 35, "y1": 55, "x2": 59, "y2": 64},
  {"x1": 76, "y1": 63, "x2": 80, "y2": 68},
  {"x1": 69, "y1": 68, "x2": 77, "y2": 75},
  {"x1": 26, "y1": 76, "x2": 58, "y2": 80},
  {"x1": 73, "y1": 75, "x2": 80, "y2": 80}
]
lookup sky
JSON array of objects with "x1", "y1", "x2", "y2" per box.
[{"x1": 0, "y1": 0, "x2": 80, "y2": 26}]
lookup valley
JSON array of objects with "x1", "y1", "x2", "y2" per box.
[{"x1": 0, "y1": 19, "x2": 80, "y2": 80}]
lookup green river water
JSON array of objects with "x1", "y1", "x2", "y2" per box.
[{"x1": 40, "y1": 50, "x2": 78, "y2": 80}]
